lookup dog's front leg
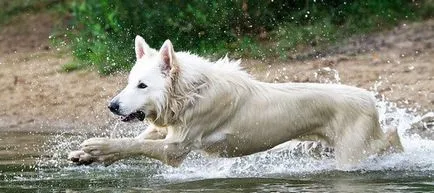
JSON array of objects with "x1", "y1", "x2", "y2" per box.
[
  {"x1": 70, "y1": 138, "x2": 189, "y2": 167},
  {"x1": 68, "y1": 126, "x2": 167, "y2": 166},
  {"x1": 135, "y1": 125, "x2": 167, "y2": 140},
  {"x1": 68, "y1": 138, "x2": 130, "y2": 166}
]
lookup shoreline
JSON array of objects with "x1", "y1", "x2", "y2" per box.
[{"x1": 0, "y1": 19, "x2": 433, "y2": 133}]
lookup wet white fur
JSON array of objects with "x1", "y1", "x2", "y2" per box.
[{"x1": 69, "y1": 35, "x2": 402, "y2": 168}]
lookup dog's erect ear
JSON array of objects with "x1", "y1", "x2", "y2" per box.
[
  {"x1": 135, "y1": 35, "x2": 151, "y2": 60},
  {"x1": 159, "y1": 40, "x2": 177, "y2": 75}
]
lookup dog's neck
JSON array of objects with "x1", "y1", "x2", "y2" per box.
[
  {"x1": 149, "y1": 71, "x2": 209, "y2": 127},
  {"x1": 148, "y1": 53, "x2": 253, "y2": 127}
]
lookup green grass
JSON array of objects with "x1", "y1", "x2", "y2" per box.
[{"x1": 2, "y1": 0, "x2": 432, "y2": 75}]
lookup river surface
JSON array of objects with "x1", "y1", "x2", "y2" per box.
[{"x1": 0, "y1": 99, "x2": 433, "y2": 192}]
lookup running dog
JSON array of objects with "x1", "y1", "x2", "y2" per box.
[{"x1": 68, "y1": 36, "x2": 403, "y2": 167}]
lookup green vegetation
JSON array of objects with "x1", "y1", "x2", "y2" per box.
[
  {"x1": 271, "y1": 0, "x2": 434, "y2": 58},
  {"x1": 10, "y1": 0, "x2": 432, "y2": 75},
  {"x1": 0, "y1": 0, "x2": 63, "y2": 25}
]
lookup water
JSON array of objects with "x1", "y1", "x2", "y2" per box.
[{"x1": 1, "y1": 89, "x2": 433, "y2": 192}]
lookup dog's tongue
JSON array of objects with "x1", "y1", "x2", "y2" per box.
[{"x1": 121, "y1": 111, "x2": 146, "y2": 122}]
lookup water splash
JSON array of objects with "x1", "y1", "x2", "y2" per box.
[{"x1": 314, "y1": 67, "x2": 341, "y2": 84}]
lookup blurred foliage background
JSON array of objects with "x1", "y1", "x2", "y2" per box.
[{"x1": 1, "y1": 0, "x2": 433, "y2": 74}]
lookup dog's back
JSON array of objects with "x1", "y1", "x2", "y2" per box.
[{"x1": 197, "y1": 79, "x2": 403, "y2": 166}]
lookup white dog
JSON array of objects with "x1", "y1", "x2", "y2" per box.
[{"x1": 68, "y1": 35, "x2": 403, "y2": 167}]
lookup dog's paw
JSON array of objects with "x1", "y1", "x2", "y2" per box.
[
  {"x1": 68, "y1": 150, "x2": 96, "y2": 165},
  {"x1": 68, "y1": 149, "x2": 120, "y2": 166},
  {"x1": 69, "y1": 138, "x2": 135, "y2": 166},
  {"x1": 80, "y1": 137, "x2": 119, "y2": 156}
]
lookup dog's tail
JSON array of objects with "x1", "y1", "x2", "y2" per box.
[{"x1": 386, "y1": 128, "x2": 404, "y2": 152}]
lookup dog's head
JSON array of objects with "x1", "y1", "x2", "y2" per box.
[{"x1": 108, "y1": 35, "x2": 178, "y2": 122}]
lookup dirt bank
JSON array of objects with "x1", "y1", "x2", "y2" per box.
[{"x1": 0, "y1": 13, "x2": 432, "y2": 132}]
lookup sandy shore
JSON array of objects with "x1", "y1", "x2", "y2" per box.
[{"x1": 0, "y1": 13, "x2": 432, "y2": 133}]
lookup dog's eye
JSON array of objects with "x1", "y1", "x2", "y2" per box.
[{"x1": 137, "y1": 83, "x2": 148, "y2": 89}]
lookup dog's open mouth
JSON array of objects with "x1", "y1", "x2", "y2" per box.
[{"x1": 121, "y1": 111, "x2": 146, "y2": 122}]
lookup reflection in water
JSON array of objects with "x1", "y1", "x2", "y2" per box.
[{"x1": 0, "y1": 131, "x2": 47, "y2": 166}]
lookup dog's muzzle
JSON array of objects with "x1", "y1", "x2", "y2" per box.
[
  {"x1": 120, "y1": 111, "x2": 146, "y2": 122},
  {"x1": 108, "y1": 101, "x2": 145, "y2": 122}
]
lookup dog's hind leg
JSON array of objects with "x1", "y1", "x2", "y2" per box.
[
  {"x1": 334, "y1": 115, "x2": 383, "y2": 167},
  {"x1": 363, "y1": 127, "x2": 403, "y2": 155},
  {"x1": 385, "y1": 128, "x2": 403, "y2": 152},
  {"x1": 334, "y1": 115, "x2": 403, "y2": 168}
]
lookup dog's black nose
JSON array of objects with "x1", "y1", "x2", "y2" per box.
[{"x1": 108, "y1": 102, "x2": 120, "y2": 114}]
